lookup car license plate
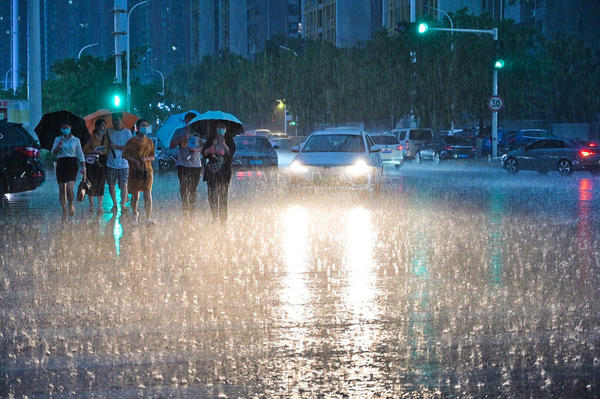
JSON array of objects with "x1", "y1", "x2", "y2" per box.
[
  {"x1": 381, "y1": 148, "x2": 392, "y2": 153},
  {"x1": 458, "y1": 154, "x2": 468, "y2": 158},
  {"x1": 250, "y1": 159, "x2": 263, "y2": 165}
]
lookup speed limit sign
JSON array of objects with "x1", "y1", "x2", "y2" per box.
[{"x1": 487, "y1": 95, "x2": 504, "y2": 112}]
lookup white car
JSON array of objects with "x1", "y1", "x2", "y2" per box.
[
  {"x1": 288, "y1": 127, "x2": 383, "y2": 191},
  {"x1": 370, "y1": 133, "x2": 403, "y2": 169}
]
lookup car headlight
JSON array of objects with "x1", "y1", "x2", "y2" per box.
[
  {"x1": 346, "y1": 160, "x2": 370, "y2": 176},
  {"x1": 290, "y1": 160, "x2": 308, "y2": 173}
]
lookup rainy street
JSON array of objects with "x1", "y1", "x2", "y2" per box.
[{"x1": 1, "y1": 163, "x2": 599, "y2": 398}]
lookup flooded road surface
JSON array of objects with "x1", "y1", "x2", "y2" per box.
[{"x1": 1, "y1": 165, "x2": 599, "y2": 397}]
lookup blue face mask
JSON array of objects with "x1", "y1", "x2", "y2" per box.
[
  {"x1": 61, "y1": 128, "x2": 71, "y2": 135},
  {"x1": 138, "y1": 126, "x2": 151, "y2": 135},
  {"x1": 217, "y1": 128, "x2": 226, "y2": 136}
]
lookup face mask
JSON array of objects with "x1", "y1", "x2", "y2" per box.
[
  {"x1": 61, "y1": 128, "x2": 71, "y2": 135},
  {"x1": 217, "y1": 128, "x2": 226, "y2": 136},
  {"x1": 138, "y1": 126, "x2": 151, "y2": 135}
]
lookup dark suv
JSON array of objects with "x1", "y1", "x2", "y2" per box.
[{"x1": 0, "y1": 120, "x2": 45, "y2": 195}]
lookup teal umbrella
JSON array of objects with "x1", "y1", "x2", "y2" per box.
[{"x1": 189, "y1": 111, "x2": 244, "y2": 137}]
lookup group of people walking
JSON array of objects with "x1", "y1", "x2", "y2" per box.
[{"x1": 52, "y1": 112, "x2": 235, "y2": 225}]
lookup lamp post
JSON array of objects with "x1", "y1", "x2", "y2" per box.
[
  {"x1": 277, "y1": 100, "x2": 287, "y2": 136},
  {"x1": 126, "y1": 0, "x2": 149, "y2": 112},
  {"x1": 418, "y1": 25, "x2": 500, "y2": 158},
  {"x1": 77, "y1": 42, "x2": 99, "y2": 61},
  {"x1": 151, "y1": 67, "x2": 164, "y2": 96},
  {"x1": 4, "y1": 68, "x2": 12, "y2": 91},
  {"x1": 278, "y1": 45, "x2": 298, "y2": 57}
]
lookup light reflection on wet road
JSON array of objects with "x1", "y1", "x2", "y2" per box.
[{"x1": 1, "y1": 165, "x2": 599, "y2": 397}]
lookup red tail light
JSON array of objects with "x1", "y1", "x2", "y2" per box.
[
  {"x1": 444, "y1": 145, "x2": 453, "y2": 151},
  {"x1": 580, "y1": 150, "x2": 596, "y2": 157},
  {"x1": 589, "y1": 142, "x2": 597, "y2": 147},
  {"x1": 15, "y1": 146, "x2": 40, "y2": 158},
  {"x1": 397, "y1": 145, "x2": 403, "y2": 151},
  {"x1": 405, "y1": 141, "x2": 409, "y2": 149}
]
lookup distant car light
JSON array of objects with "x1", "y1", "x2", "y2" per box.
[
  {"x1": 397, "y1": 145, "x2": 403, "y2": 151},
  {"x1": 580, "y1": 150, "x2": 595, "y2": 157},
  {"x1": 346, "y1": 160, "x2": 369, "y2": 176},
  {"x1": 290, "y1": 160, "x2": 308, "y2": 173}
]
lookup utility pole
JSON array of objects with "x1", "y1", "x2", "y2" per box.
[
  {"x1": 11, "y1": 0, "x2": 19, "y2": 93},
  {"x1": 410, "y1": 0, "x2": 416, "y2": 23},
  {"x1": 113, "y1": 0, "x2": 127, "y2": 84},
  {"x1": 28, "y1": 0, "x2": 42, "y2": 136}
]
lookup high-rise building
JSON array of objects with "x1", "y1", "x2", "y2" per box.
[
  {"x1": 301, "y1": 0, "x2": 382, "y2": 47},
  {"x1": 191, "y1": 0, "x2": 301, "y2": 59}
]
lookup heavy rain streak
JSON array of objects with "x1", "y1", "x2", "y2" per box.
[
  {"x1": 2, "y1": 164, "x2": 600, "y2": 397},
  {"x1": 2, "y1": 0, "x2": 600, "y2": 397}
]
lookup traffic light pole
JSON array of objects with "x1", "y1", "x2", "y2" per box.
[{"x1": 425, "y1": 26, "x2": 500, "y2": 158}]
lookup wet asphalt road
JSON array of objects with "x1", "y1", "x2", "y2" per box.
[{"x1": 1, "y1": 162, "x2": 600, "y2": 398}]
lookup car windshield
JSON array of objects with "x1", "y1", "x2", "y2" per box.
[
  {"x1": 234, "y1": 136, "x2": 272, "y2": 150},
  {"x1": 302, "y1": 134, "x2": 365, "y2": 153},
  {"x1": 410, "y1": 130, "x2": 432, "y2": 140},
  {"x1": 371, "y1": 135, "x2": 398, "y2": 145},
  {"x1": 442, "y1": 136, "x2": 472, "y2": 146}
]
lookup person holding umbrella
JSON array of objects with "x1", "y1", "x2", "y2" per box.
[
  {"x1": 83, "y1": 118, "x2": 109, "y2": 214},
  {"x1": 170, "y1": 112, "x2": 204, "y2": 213},
  {"x1": 123, "y1": 119, "x2": 156, "y2": 227},
  {"x1": 202, "y1": 121, "x2": 236, "y2": 223},
  {"x1": 106, "y1": 113, "x2": 132, "y2": 213},
  {"x1": 51, "y1": 123, "x2": 86, "y2": 220}
]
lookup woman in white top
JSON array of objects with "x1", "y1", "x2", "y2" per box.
[{"x1": 51, "y1": 123, "x2": 86, "y2": 220}]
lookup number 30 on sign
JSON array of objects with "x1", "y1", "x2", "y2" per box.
[{"x1": 487, "y1": 95, "x2": 504, "y2": 112}]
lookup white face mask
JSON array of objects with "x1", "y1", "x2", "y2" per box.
[{"x1": 217, "y1": 128, "x2": 226, "y2": 136}]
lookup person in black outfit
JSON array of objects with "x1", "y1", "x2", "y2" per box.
[{"x1": 202, "y1": 122, "x2": 235, "y2": 223}]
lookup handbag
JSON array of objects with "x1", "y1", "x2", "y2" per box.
[
  {"x1": 206, "y1": 156, "x2": 224, "y2": 174},
  {"x1": 76, "y1": 177, "x2": 92, "y2": 201}
]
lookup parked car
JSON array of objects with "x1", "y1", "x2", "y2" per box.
[
  {"x1": 416, "y1": 135, "x2": 476, "y2": 163},
  {"x1": 288, "y1": 127, "x2": 383, "y2": 191},
  {"x1": 498, "y1": 129, "x2": 554, "y2": 154},
  {"x1": 370, "y1": 133, "x2": 403, "y2": 168},
  {"x1": 391, "y1": 128, "x2": 434, "y2": 160},
  {"x1": 232, "y1": 135, "x2": 278, "y2": 169},
  {"x1": 0, "y1": 120, "x2": 45, "y2": 195},
  {"x1": 501, "y1": 138, "x2": 600, "y2": 176}
]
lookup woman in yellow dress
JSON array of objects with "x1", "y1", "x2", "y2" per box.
[{"x1": 123, "y1": 119, "x2": 155, "y2": 226}]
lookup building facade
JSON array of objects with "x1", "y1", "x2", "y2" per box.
[
  {"x1": 192, "y1": 0, "x2": 301, "y2": 59},
  {"x1": 301, "y1": 0, "x2": 383, "y2": 47}
]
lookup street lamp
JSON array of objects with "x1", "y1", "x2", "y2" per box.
[
  {"x1": 278, "y1": 45, "x2": 298, "y2": 57},
  {"x1": 126, "y1": 0, "x2": 149, "y2": 112},
  {"x1": 4, "y1": 67, "x2": 12, "y2": 91},
  {"x1": 277, "y1": 99, "x2": 287, "y2": 136},
  {"x1": 77, "y1": 42, "x2": 99, "y2": 61},
  {"x1": 151, "y1": 67, "x2": 164, "y2": 96}
]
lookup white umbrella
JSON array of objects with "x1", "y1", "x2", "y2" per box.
[{"x1": 155, "y1": 110, "x2": 200, "y2": 148}]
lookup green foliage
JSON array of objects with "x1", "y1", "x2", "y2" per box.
[{"x1": 42, "y1": 54, "x2": 163, "y2": 121}]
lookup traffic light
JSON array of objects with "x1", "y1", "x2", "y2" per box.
[
  {"x1": 417, "y1": 22, "x2": 429, "y2": 34},
  {"x1": 494, "y1": 40, "x2": 505, "y2": 70},
  {"x1": 394, "y1": 21, "x2": 429, "y2": 35},
  {"x1": 108, "y1": 85, "x2": 125, "y2": 110},
  {"x1": 289, "y1": 121, "x2": 297, "y2": 126}
]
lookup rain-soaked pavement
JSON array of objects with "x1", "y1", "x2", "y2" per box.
[{"x1": 1, "y1": 162, "x2": 600, "y2": 398}]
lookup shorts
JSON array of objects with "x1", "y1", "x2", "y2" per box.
[
  {"x1": 56, "y1": 157, "x2": 79, "y2": 183},
  {"x1": 106, "y1": 167, "x2": 129, "y2": 187}
]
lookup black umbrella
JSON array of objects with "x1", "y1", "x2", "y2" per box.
[
  {"x1": 188, "y1": 111, "x2": 244, "y2": 138},
  {"x1": 34, "y1": 110, "x2": 90, "y2": 150}
]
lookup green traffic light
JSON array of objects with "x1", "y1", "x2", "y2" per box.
[
  {"x1": 417, "y1": 23, "x2": 428, "y2": 34},
  {"x1": 289, "y1": 121, "x2": 297, "y2": 126},
  {"x1": 494, "y1": 59, "x2": 505, "y2": 69},
  {"x1": 113, "y1": 94, "x2": 122, "y2": 107}
]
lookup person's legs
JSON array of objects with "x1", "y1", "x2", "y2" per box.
[
  {"x1": 58, "y1": 182, "x2": 67, "y2": 219},
  {"x1": 217, "y1": 181, "x2": 230, "y2": 222},
  {"x1": 207, "y1": 179, "x2": 219, "y2": 221},
  {"x1": 130, "y1": 190, "x2": 139, "y2": 223},
  {"x1": 107, "y1": 167, "x2": 118, "y2": 211},
  {"x1": 66, "y1": 180, "x2": 75, "y2": 216},
  {"x1": 177, "y1": 165, "x2": 190, "y2": 211},
  {"x1": 188, "y1": 167, "x2": 202, "y2": 208},
  {"x1": 118, "y1": 168, "x2": 129, "y2": 209},
  {"x1": 143, "y1": 188, "x2": 153, "y2": 222}
]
